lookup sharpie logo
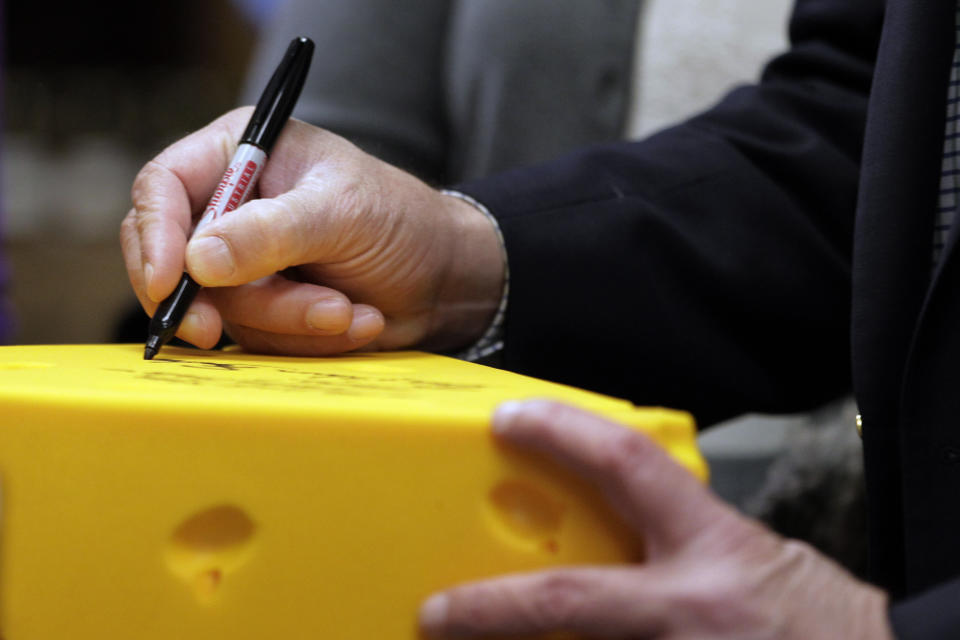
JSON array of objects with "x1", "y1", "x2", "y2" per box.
[
  {"x1": 202, "y1": 160, "x2": 260, "y2": 221},
  {"x1": 204, "y1": 166, "x2": 235, "y2": 219}
]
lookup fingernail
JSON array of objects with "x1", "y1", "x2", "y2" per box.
[
  {"x1": 419, "y1": 593, "x2": 448, "y2": 635},
  {"x1": 347, "y1": 307, "x2": 383, "y2": 341},
  {"x1": 493, "y1": 400, "x2": 525, "y2": 434},
  {"x1": 306, "y1": 298, "x2": 350, "y2": 332},
  {"x1": 188, "y1": 236, "x2": 234, "y2": 283}
]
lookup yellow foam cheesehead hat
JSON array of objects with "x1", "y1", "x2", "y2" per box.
[{"x1": 0, "y1": 344, "x2": 706, "y2": 639}]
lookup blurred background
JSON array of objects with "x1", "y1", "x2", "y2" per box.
[
  {"x1": 3, "y1": 0, "x2": 257, "y2": 344},
  {"x1": 6, "y1": 0, "x2": 863, "y2": 571},
  {"x1": 2, "y1": 0, "x2": 793, "y2": 346}
]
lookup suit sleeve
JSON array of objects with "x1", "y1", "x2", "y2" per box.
[
  {"x1": 454, "y1": 0, "x2": 884, "y2": 426},
  {"x1": 889, "y1": 577, "x2": 960, "y2": 638}
]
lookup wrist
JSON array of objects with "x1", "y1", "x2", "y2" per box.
[
  {"x1": 419, "y1": 191, "x2": 506, "y2": 352},
  {"x1": 856, "y1": 583, "x2": 894, "y2": 640},
  {"x1": 772, "y1": 539, "x2": 895, "y2": 640}
]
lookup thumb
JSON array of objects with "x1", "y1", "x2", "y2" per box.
[
  {"x1": 185, "y1": 183, "x2": 346, "y2": 287},
  {"x1": 420, "y1": 566, "x2": 666, "y2": 639}
]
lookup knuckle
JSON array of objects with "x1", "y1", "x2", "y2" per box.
[
  {"x1": 120, "y1": 210, "x2": 137, "y2": 237},
  {"x1": 682, "y1": 570, "x2": 777, "y2": 632},
  {"x1": 779, "y1": 537, "x2": 815, "y2": 557},
  {"x1": 130, "y1": 159, "x2": 165, "y2": 205},
  {"x1": 526, "y1": 571, "x2": 588, "y2": 629},
  {"x1": 223, "y1": 105, "x2": 255, "y2": 123},
  {"x1": 134, "y1": 208, "x2": 155, "y2": 241},
  {"x1": 209, "y1": 109, "x2": 252, "y2": 154},
  {"x1": 536, "y1": 400, "x2": 577, "y2": 424},
  {"x1": 281, "y1": 190, "x2": 316, "y2": 259},
  {"x1": 670, "y1": 579, "x2": 745, "y2": 627},
  {"x1": 248, "y1": 201, "x2": 291, "y2": 269},
  {"x1": 120, "y1": 223, "x2": 139, "y2": 261},
  {"x1": 595, "y1": 431, "x2": 675, "y2": 501},
  {"x1": 332, "y1": 173, "x2": 372, "y2": 221},
  {"x1": 597, "y1": 430, "x2": 651, "y2": 476},
  {"x1": 444, "y1": 584, "x2": 502, "y2": 634},
  {"x1": 777, "y1": 538, "x2": 819, "y2": 571}
]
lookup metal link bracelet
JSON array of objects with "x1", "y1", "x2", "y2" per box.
[{"x1": 440, "y1": 189, "x2": 510, "y2": 362}]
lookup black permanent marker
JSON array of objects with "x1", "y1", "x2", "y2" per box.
[{"x1": 144, "y1": 37, "x2": 314, "y2": 360}]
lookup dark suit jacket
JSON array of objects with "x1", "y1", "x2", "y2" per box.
[{"x1": 458, "y1": 0, "x2": 960, "y2": 636}]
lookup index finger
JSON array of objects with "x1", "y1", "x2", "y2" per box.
[
  {"x1": 492, "y1": 401, "x2": 727, "y2": 555},
  {"x1": 129, "y1": 108, "x2": 253, "y2": 302}
]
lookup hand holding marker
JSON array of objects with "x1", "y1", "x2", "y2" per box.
[{"x1": 144, "y1": 37, "x2": 315, "y2": 360}]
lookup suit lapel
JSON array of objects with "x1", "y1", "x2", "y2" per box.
[
  {"x1": 852, "y1": 0, "x2": 955, "y2": 429},
  {"x1": 851, "y1": 0, "x2": 955, "y2": 595}
]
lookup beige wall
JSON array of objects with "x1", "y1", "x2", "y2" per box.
[{"x1": 632, "y1": 0, "x2": 793, "y2": 137}]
